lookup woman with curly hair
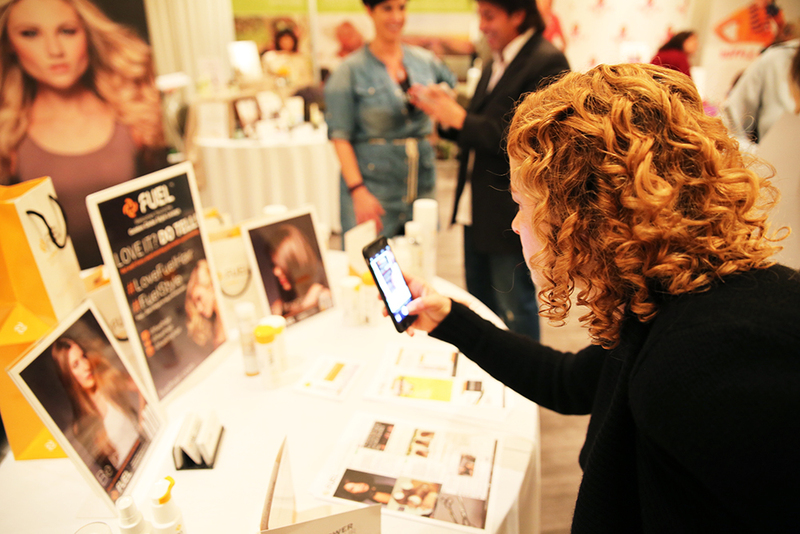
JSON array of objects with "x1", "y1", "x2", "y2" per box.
[
  {"x1": 403, "y1": 63, "x2": 800, "y2": 532},
  {"x1": 51, "y1": 336, "x2": 149, "y2": 482},
  {"x1": 0, "y1": 0, "x2": 164, "y2": 269}
]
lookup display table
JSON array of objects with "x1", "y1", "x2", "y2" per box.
[
  {"x1": 197, "y1": 126, "x2": 341, "y2": 234},
  {"x1": 0, "y1": 252, "x2": 540, "y2": 534}
]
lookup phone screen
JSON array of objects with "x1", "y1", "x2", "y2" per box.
[{"x1": 363, "y1": 238, "x2": 416, "y2": 331}]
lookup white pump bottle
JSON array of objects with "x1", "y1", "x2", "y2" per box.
[{"x1": 149, "y1": 476, "x2": 185, "y2": 534}]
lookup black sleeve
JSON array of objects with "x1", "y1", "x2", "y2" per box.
[{"x1": 430, "y1": 301, "x2": 606, "y2": 415}]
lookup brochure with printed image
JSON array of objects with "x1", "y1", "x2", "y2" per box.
[
  {"x1": 314, "y1": 413, "x2": 499, "y2": 531},
  {"x1": 363, "y1": 342, "x2": 509, "y2": 417}
]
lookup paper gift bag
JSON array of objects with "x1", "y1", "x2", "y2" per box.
[
  {"x1": 0, "y1": 177, "x2": 86, "y2": 460},
  {"x1": 207, "y1": 223, "x2": 266, "y2": 322}
]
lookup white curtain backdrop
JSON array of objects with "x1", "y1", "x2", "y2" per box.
[{"x1": 144, "y1": 0, "x2": 236, "y2": 83}]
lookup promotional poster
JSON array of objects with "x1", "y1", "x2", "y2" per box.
[
  {"x1": 9, "y1": 302, "x2": 161, "y2": 509},
  {"x1": 243, "y1": 209, "x2": 333, "y2": 325},
  {"x1": 87, "y1": 163, "x2": 227, "y2": 400}
]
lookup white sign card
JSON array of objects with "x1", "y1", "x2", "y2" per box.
[
  {"x1": 8, "y1": 301, "x2": 162, "y2": 511},
  {"x1": 260, "y1": 437, "x2": 382, "y2": 533},
  {"x1": 241, "y1": 208, "x2": 333, "y2": 325},
  {"x1": 86, "y1": 162, "x2": 228, "y2": 401}
]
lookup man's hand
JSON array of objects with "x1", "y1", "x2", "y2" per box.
[{"x1": 408, "y1": 83, "x2": 467, "y2": 130}]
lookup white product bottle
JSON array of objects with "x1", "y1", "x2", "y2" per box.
[
  {"x1": 254, "y1": 315, "x2": 287, "y2": 388},
  {"x1": 234, "y1": 302, "x2": 259, "y2": 376},
  {"x1": 117, "y1": 495, "x2": 152, "y2": 534},
  {"x1": 149, "y1": 476, "x2": 185, "y2": 534}
]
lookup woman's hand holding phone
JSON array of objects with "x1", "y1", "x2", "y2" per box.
[
  {"x1": 363, "y1": 235, "x2": 452, "y2": 334},
  {"x1": 402, "y1": 275, "x2": 452, "y2": 336}
]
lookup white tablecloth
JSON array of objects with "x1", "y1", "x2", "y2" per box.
[
  {"x1": 0, "y1": 252, "x2": 540, "y2": 534},
  {"x1": 197, "y1": 126, "x2": 341, "y2": 234}
]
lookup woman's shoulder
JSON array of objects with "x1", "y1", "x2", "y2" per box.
[
  {"x1": 637, "y1": 265, "x2": 800, "y2": 368},
  {"x1": 326, "y1": 47, "x2": 371, "y2": 82}
]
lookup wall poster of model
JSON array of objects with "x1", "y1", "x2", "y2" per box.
[
  {"x1": 86, "y1": 162, "x2": 227, "y2": 401},
  {"x1": 242, "y1": 208, "x2": 333, "y2": 326},
  {"x1": 8, "y1": 301, "x2": 161, "y2": 509}
]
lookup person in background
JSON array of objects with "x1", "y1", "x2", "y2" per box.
[
  {"x1": 51, "y1": 336, "x2": 147, "y2": 476},
  {"x1": 261, "y1": 21, "x2": 314, "y2": 92},
  {"x1": 408, "y1": 0, "x2": 569, "y2": 340},
  {"x1": 649, "y1": 30, "x2": 697, "y2": 78},
  {"x1": 403, "y1": 63, "x2": 800, "y2": 532},
  {"x1": 721, "y1": 27, "x2": 799, "y2": 152},
  {"x1": 335, "y1": 20, "x2": 364, "y2": 60},
  {"x1": 0, "y1": 0, "x2": 165, "y2": 270},
  {"x1": 324, "y1": 0, "x2": 456, "y2": 237}
]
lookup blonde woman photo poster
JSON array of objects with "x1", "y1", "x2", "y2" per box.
[
  {"x1": 87, "y1": 163, "x2": 227, "y2": 401},
  {"x1": 9, "y1": 302, "x2": 160, "y2": 507},
  {"x1": 0, "y1": 0, "x2": 167, "y2": 271}
]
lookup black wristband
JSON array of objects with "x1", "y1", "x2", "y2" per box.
[{"x1": 348, "y1": 182, "x2": 366, "y2": 195}]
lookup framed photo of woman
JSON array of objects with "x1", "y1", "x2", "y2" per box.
[
  {"x1": 8, "y1": 300, "x2": 162, "y2": 511},
  {"x1": 241, "y1": 208, "x2": 333, "y2": 326}
]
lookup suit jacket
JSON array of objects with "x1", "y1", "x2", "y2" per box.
[{"x1": 444, "y1": 31, "x2": 569, "y2": 255}]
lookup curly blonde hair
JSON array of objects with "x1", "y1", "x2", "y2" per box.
[
  {"x1": 507, "y1": 63, "x2": 782, "y2": 348},
  {"x1": 0, "y1": 0, "x2": 163, "y2": 182}
]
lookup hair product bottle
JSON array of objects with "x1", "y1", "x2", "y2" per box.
[
  {"x1": 235, "y1": 302, "x2": 259, "y2": 376},
  {"x1": 149, "y1": 476, "x2": 185, "y2": 534},
  {"x1": 116, "y1": 496, "x2": 152, "y2": 534}
]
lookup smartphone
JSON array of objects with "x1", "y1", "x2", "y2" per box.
[{"x1": 362, "y1": 236, "x2": 418, "y2": 332}]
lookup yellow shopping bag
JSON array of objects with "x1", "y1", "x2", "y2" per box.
[{"x1": 1, "y1": 178, "x2": 86, "y2": 459}]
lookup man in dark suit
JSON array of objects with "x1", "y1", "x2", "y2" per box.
[{"x1": 409, "y1": 0, "x2": 569, "y2": 339}]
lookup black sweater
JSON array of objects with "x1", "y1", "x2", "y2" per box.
[{"x1": 431, "y1": 265, "x2": 800, "y2": 533}]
